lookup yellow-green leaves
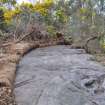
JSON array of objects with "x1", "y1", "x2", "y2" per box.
[
  {"x1": 79, "y1": 8, "x2": 88, "y2": 14},
  {"x1": 4, "y1": 7, "x2": 21, "y2": 23},
  {"x1": 55, "y1": 9, "x2": 69, "y2": 23},
  {"x1": 100, "y1": 36, "x2": 105, "y2": 49},
  {"x1": 92, "y1": 12, "x2": 96, "y2": 17},
  {"x1": 0, "y1": 0, "x2": 16, "y2": 5},
  {"x1": 33, "y1": 1, "x2": 53, "y2": 16}
]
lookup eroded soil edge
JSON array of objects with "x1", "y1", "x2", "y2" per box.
[{"x1": 0, "y1": 38, "x2": 64, "y2": 105}]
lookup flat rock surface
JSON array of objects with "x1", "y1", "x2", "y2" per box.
[{"x1": 14, "y1": 45, "x2": 105, "y2": 105}]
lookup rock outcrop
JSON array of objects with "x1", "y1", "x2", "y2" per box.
[{"x1": 15, "y1": 46, "x2": 105, "y2": 105}]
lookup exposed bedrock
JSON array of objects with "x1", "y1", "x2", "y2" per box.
[{"x1": 15, "y1": 45, "x2": 105, "y2": 105}]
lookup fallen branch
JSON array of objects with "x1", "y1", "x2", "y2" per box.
[
  {"x1": 0, "y1": 42, "x2": 14, "y2": 48},
  {"x1": 0, "y1": 30, "x2": 34, "y2": 48},
  {"x1": 15, "y1": 30, "x2": 34, "y2": 43},
  {"x1": 85, "y1": 36, "x2": 98, "y2": 53}
]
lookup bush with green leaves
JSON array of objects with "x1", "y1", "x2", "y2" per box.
[{"x1": 0, "y1": 7, "x2": 7, "y2": 31}]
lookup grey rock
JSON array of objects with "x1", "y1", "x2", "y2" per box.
[{"x1": 14, "y1": 45, "x2": 105, "y2": 105}]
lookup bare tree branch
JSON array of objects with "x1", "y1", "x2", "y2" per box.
[
  {"x1": 85, "y1": 36, "x2": 98, "y2": 52},
  {"x1": 0, "y1": 30, "x2": 34, "y2": 48}
]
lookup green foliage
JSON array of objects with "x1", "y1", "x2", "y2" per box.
[
  {"x1": 55, "y1": 9, "x2": 68, "y2": 23},
  {"x1": 100, "y1": 35, "x2": 105, "y2": 50},
  {"x1": 47, "y1": 25, "x2": 56, "y2": 37},
  {"x1": 0, "y1": 0, "x2": 105, "y2": 53},
  {"x1": 0, "y1": 7, "x2": 7, "y2": 30},
  {"x1": 0, "y1": 0, "x2": 16, "y2": 5}
]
